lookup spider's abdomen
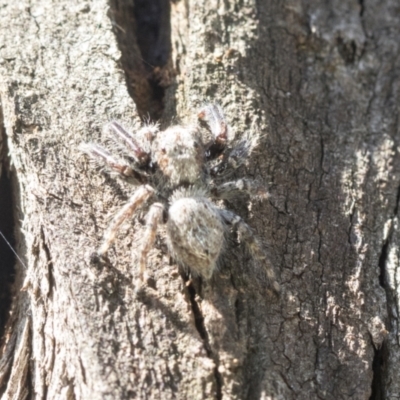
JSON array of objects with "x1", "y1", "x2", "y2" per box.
[{"x1": 167, "y1": 197, "x2": 225, "y2": 279}]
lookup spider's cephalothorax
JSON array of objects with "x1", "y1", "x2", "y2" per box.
[
  {"x1": 155, "y1": 125, "x2": 204, "y2": 185},
  {"x1": 80, "y1": 104, "x2": 280, "y2": 294}
]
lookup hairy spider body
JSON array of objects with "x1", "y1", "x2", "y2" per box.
[
  {"x1": 81, "y1": 104, "x2": 280, "y2": 294},
  {"x1": 167, "y1": 188, "x2": 225, "y2": 279},
  {"x1": 155, "y1": 126, "x2": 204, "y2": 185}
]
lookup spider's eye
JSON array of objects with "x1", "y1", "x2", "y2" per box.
[
  {"x1": 161, "y1": 148, "x2": 166, "y2": 154},
  {"x1": 193, "y1": 141, "x2": 199, "y2": 148}
]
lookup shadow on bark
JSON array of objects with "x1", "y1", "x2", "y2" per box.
[
  {"x1": 0, "y1": 112, "x2": 17, "y2": 345},
  {"x1": 108, "y1": 0, "x2": 172, "y2": 121},
  {"x1": 214, "y1": 0, "x2": 395, "y2": 397}
]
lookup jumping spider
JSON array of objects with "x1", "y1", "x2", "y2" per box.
[{"x1": 80, "y1": 104, "x2": 280, "y2": 294}]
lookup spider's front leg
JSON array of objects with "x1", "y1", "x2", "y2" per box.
[
  {"x1": 211, "y1": 178, "x2": 269, "y2": 201},
  {"x1": 210, "y1": 133, "x2": 261, "y2": 177},
  {"x1": 221, "y1": 209, "x2": 280, "y2": 296},
  {"x1": 199, "y1": 104, "x2": 260, "y2": 176},
  {"x1": 80, "y1": 143, "x2": 147, "y2": 184},
  {"x1": 98, "y1": 185, "x2": 155, "y2": 256},
  {"x1": 198, "y1": 104, "x2": 229, "y2": 160},
  {"x1": 139, "y1": 202, "x2": 164, "y2": 282},
  {"x1": 108, "y1": 121, "x2": 157, "y2": 167}
]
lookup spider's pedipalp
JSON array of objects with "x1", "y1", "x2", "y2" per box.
[
  {"x1": 98, "y1": 185, "x2": 155, "y2": 256},
  {"x1": 211, "y1": 178, "x2": 269, "y2": 201},
  {"x1": 221, "y1": 209, "x2": 280, "y2": 295},
  {"x1": 80, "y1": 142, "x2": 147, "y2": 184},
  {"x1": 108, "y1": 121, "x2": 155, "y2": 167},
  {"x1": 139, "y1": 202, "x2": 164, "y2": 282}
]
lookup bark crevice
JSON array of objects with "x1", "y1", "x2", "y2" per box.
[
  {"x1": 186, "y1": 280, "x2": 223, "y2": 400},
  {"x1": 359, "y1": 0, "x2": 365, "y2": 17},
  {"x1": 370, "y1": 342, "x2": 386, "y2": 400},
  {"x1": 378, "y1": 240, "x2": 388, "y2": 289},
  {"x1": 108, "y1": 0, "x2": 171, "y2": 121},
  {"x1": 0, "y1": 109, "x2": 17, "y2": 345}
]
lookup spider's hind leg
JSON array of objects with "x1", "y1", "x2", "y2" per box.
[
  {"x1": 98, "y1": 185, "x2": 155, "y2": 256},
  {"x1": 221, "y1": 209, "x2": 280, "y2": 296},
  {"x1": 139, "y1": 202, "x2": 164, "y2": 282}
]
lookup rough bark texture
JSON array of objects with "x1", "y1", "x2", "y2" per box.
[{"x1": 0, "y1": 0, "x2": 399, "y2": 399}]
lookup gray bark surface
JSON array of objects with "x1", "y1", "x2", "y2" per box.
[{"x1": 0, "y1": 0, "x2": 399, "y2": 399}]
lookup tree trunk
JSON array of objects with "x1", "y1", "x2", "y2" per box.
[{"x1": 0, "y1": 0, "x2": 399, "y2": 399}]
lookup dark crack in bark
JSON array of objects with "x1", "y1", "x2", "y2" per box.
[
  {"x1": 378, "y1": 183, "x2": 400, "y2": 289},
  {"x1": 370, "y1": 342, "x2": 387, "y2": 400},
  {"x1": 108, "y1": 0, "x2": 171, "y2": 121},
  {"x1": 393, "y1": 184, "x2": 400, "y2": 216},
  {"x1": 378, "y1": 240, "x2": 388, "y2": 289},
  {"x1": 186, "y1": 280, "x2": 223, "y2": 400},
  {"x1": 359, "y1": 0, "x2": 365, "y2": 17},
  {"x1": 373, "y1": 184, "x2": 400, "y2": 396},
  {"x1": 40, "y1": 227, "x2": 55, "y2": 299},
  {"x1": 0, "y1": 109, "x2": 17, "y2": 345}
]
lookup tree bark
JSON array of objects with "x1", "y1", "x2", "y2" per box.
[{"x1": 0, "y1": 0, "x2": 399, "y2": 399}]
